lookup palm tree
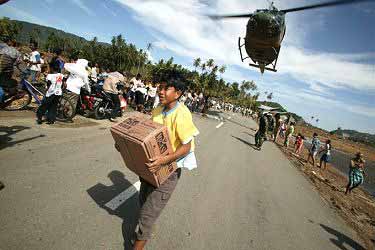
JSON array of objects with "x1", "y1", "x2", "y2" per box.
[
  {"x1": 206, "y1": 58, "x2": 214, "y2": 69},
  {"x1": 219, "y1": 65, "x2": 226, "y2": 74},
  {"x1": 267, "y1": 92, "x2": 273, "y2": 101},
  {"x1": 200, "y1": 63, "x2": 206, "y2": 72},
  {"x1": 240, "y1": 80, "x2": 251, "y2": 98},
  {"x1": 193, "y1": 58, "x2": 201, "y2": 71},
  {"x1": 249, "y1": 80, "x2": 257, "y2": 91}
]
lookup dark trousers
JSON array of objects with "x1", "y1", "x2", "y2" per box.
[
  {"x1": 146, "y1": 96, "x2": 155, "y2": 109},
  {"x1": 255, "y1": 131, "x2": 266, "y2": 148},
  {"x1": 108, "y1": 93, "x2": 121, "y2": 118},
  {"x1": 36, "y1": 95, "x2": 60, "y2": 122},
  {"x1": 136, "y1": 168, "x2": 181, "y2": 240}
]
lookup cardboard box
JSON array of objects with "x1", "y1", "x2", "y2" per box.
[{"x1": 110, "y1": 115, "x2": 177, "y2": 187}]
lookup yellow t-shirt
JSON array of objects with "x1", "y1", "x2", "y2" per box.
[{"x1": 152, "y1": 102, "x2": 199, "y2": 152}]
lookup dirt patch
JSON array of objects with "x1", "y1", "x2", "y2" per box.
[
  {"x1": 0, "y1": 109, "x2": 36, "y2": 119},
  {"x1": 0, "y1": 110, "x2": 100, "y2": 128},
  {"x1": 53, "y1": 117, "x2": 99, "y2": 128},
  {"x1": 277, "y1": 141, "x2": 375, "y2": 250}
]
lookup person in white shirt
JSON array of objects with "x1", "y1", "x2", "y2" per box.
[
  {"x1": 130, "y1": 73, "x2": 146, "y2": 111},
  {"x1": 36, "y1": 57, "x2": 64, "y2": 124},
  {"x1": 28, "y1": 42, "x2": 42, "y2": 82},
  {"x1": 64, "y1": 58, "x2": 90, "y2": 112},
  {"x1": 103, "y1": 71, "x2": 124, "y2": 119},
  {"x1": 146, "y1": 82, "x2": 157, "y2": 109},
  {"x1": 90, "y1": 63, "x2": 98, "y2": 83},
  {"x1": 127, "y1": 74, "x2": 140, "y2": 105}
]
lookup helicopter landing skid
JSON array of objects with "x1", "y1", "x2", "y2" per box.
[
  {"x1": 238, "y1": 37, "x2": 249, "y2": 62},
  {"x1": 249, "y1": 63, "x2": 277, "y2": 72}
]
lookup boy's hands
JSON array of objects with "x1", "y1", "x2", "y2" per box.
[{"x1": 148, "y1": 155, "x2": 171, "y2": 173}]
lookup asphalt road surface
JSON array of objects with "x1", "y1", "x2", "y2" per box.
[{"x1": 0, "y1": 111, "x2": 366, "y2": 250}]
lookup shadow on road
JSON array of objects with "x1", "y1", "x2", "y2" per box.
[
  {"x1": 231, "y1": 135, "x2": 260, "y2": 151},
  {"x1": 205, "y1": 110, "x2": 223, "y2": 117},
  {"x1": 320, "y1": 224, "x2": 366, "y2": 250},
  {"x1": 0, "y1": 125, "x2": 45, "y2": 151},
  {"x1": 87, "y1": 170, "x2": 139, "y2": 250},
  {"x1": 226, "y1": 118, "x2": 256, "y2": 131},
  {"x1": 243, "y1": 131, "x2": 255, "y2": 138}
]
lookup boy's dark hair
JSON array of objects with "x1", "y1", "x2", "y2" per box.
[
  {"x1": 71, "y1": 55, "x2": 79, "y2": 62},
  {"x1": 166, "y1": 78, "x2": 186, "y2": 95},
  {"x1": 327, "y1": 139, "x2": 331, "y2": 144},
  {"x1": 49, "y1": 57, "x2": 60, "y2": 72},
  {"x1": 54, "y1": 48, "x2": 63, "y2": 56},
  {"x1": 136, "y1": 73, "x2": 142, "y2": 78},
  {"x1": 313, "y1": 132, "x2": 318, "y2": 137}
]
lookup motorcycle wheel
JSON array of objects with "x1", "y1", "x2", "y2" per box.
[
  {"x1": 94, "y1": 102, "x2": 107, "y2": 120},
  {"x1": 3, "y1": 90, "x2": 32, "y2": 111},
  {"x1": 82, "y1": 109, "x2": 92, "y2": 118},
  {"x1": 56, "y1": 96, "x2": 76, "y2": 121}
]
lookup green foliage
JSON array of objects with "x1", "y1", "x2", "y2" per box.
[{"x1": 0, "y1": 17, "x2": 22, "y2": 42}]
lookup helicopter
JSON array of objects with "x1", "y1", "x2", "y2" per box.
[{"x1": 210, "y1": 0, "x2": 373, "y2": 74}]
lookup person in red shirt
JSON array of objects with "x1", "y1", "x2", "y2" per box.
[{"x1": 294, "y1": 133, "x2": 304, "y2": 156}]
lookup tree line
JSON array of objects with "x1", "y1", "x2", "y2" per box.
[{"x1": 1, "y1": 17, "x2": 268, "y2": 109}]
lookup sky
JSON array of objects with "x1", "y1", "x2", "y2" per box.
[{"x1": 1, "y1": 0, "x2": 374, "y2": 133}]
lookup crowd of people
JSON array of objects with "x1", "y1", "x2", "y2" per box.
[
  {"x1": 0, "y1": 40, "x2": 213, "y2": 123},
  {"x1": 254, "y1": 111, "x2": 367, "y2": 195}
]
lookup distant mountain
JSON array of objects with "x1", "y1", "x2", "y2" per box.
[
  {"x1": 331, "y1": 129, "x2": 375, "y2": 147},
  {"x1": 10, "y1": 19, "x2": 87, "y2": 45}
]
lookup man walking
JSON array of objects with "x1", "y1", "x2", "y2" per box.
[{"x1": 255, "y1": 112, "x2": 268, "y2": 150}]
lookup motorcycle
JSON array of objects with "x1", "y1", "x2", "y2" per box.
[
  {"x1": 93, "y1": 83, "x2": 126, "y2": 120},
  {"x1": 76, "y1": 84, "x2": 104, "y2": 118}
]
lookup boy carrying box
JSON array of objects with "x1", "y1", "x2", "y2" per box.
[{"x1": 130, "y1": 78, "x2": 199, "y2": 250}]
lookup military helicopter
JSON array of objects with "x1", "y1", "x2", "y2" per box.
[{"x1": 210, "y1": 0, "x2": 372, "y2": 73}]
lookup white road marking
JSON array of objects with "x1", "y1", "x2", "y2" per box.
[
  {"x1": 105, "y1": 181, "x2": 141, "y2": 210},
  {"x1": 216, "y1": 122, "x2": 224, "y2": 129}
]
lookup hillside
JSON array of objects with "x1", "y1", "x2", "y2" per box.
[
  {"x1": 11, "y1": 19, "x2": 88, "y2": 46},
  {"x1": 331, "y1": 129, "x2": 375, "y2": 147}
]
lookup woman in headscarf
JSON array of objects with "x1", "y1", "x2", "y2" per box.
[{"x1": 345, "y1": 152, "x2": 366, "y2": 195}]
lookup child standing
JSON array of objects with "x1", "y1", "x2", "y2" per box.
[
  {"x1": 318, "y1": 139, "x2": 332, "y2": 170},
  {"x1": 133, "y1": 79, "x2": 199, "y2": 250},
  {"x1": 294, "y1": 133, "x2": 304, "y2": 156},
  {"x1": 36, "y1": 57, "x2": 64, "y2": 124}
]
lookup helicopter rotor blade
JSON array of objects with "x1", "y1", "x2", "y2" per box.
[
  {"x1": 281, "y1": 0, "x2": 373, "y2": 13},
  {"x1": 208, "y1": 14, "x2": 253, "y2": 19}
]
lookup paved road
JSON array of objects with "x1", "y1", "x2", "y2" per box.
[{"x1": 0, "y1": 111, "x2": 366, "y2": 250}]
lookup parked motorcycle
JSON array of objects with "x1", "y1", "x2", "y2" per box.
[
  {"x1": 93, "y1": 83, "x2": 126, "y2": 120},
  {"x1": 75, "y1": 85, "x2": 104, "y2": 118}
]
